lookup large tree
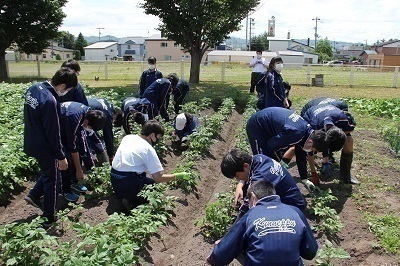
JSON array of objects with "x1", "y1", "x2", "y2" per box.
[
  {"x1": 56, "y1": 30, "x2": 75, "y2": 49},
  {"x1": 74, "y1": 33, "x2": 88, "y2": 57},
  {"x1": 140, "y1": 0, "x2": 260, "y2": 83},
  {"x1": 315, "y1": 38, "x2": 333, "y2": 63},
  {"x1": 0, "y1": 0, "x2": 67, "y2": 81}
]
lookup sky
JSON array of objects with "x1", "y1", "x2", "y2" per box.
[{"x1": 59, "y1": 0, "x2": 400, "y2": 45}]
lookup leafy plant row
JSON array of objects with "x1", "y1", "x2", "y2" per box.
[
  {"x1": 195, "y1": 95, "x2": 255, "y2": 240},
  {"x1": 170, "y1": 97, "x2": 235, "y2": 192},
  {"x1": 0, "y1": 83, "x2": 39, "y2": 200},
  {"x1": 0, "y1": 184, "x2": 176, "y2": 265},
  {"x1": 344, "y1": 97, "x2": 400, "y2": 120}
]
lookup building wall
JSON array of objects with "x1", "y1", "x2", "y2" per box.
[
  {"x1": 381, "y1": 55, "x2": 400, "y2": 67},
  {"x1": 22, "y1": 48, "x2": 74, "y2": 61},
  {"x1": 382, "y1": 47, "x2": 400, "y2": 55},
  {"x1": 85, "y1": 44, "x2": 118, "y2": 61},
  {"x1": 269, "y1": 40, "x2": 290, "y2": 52},
  {"x1": 118, "y1": 43, "x2": 145, "y2": 61},
  {"x1": 145, "y1": 40, "x2": 189, "y2": 61},
  {"x1": 367, "y1": 54, "x2": 385, "y2": 67}
]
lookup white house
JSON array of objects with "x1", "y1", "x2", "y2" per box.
[
  {"x1": 5, "y1": 51, "x2": 15, "y2": 61},
  {"x1": 206, "y1": 50, "x2": 277, "y2": 63},
  {"x1": 268, "y1": 37, "x2": 318, "y2": 64},
  {"x1": 117, "y1": 37, "x2": 146, "y2": 61},
  {"x1": 84, "y1": 42, "x2": 118, "y2": 61}
]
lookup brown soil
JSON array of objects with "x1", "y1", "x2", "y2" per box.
[{"x1": 1, "y1": 108, "x2": 400, "y2": 265}]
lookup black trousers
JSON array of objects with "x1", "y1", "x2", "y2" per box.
[{"x1": 250, "y1": 72, "x2": 262, "y2": 93}]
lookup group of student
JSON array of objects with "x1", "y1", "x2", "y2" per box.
[
  {"x1": 23, "y1": 56, "x2": 358, "y2": 264},
  {"x1": 23, "y1": 58, "x2": 197, "y2": 227}
]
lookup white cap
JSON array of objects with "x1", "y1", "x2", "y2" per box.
[{"x1": 175, "y1": 113, "x2": 187, "y2": 130}]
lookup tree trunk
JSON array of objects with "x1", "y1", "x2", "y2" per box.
[
  {"x1": 0, "y1": 49, "x2": 9, "y2": 82},
  {"x1": 189, "y1": 48, "x2": 202, "y2": 84}
]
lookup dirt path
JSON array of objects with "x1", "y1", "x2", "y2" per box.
[{"x1": 144, "y1": 110, "x2": 243, "y2": 265}]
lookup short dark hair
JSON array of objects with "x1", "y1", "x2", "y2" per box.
[
  {"x1": 247, "y1": 180, "x2": 276, "y2": 199},
  {"x1": 268, "y1": 56, "x2": 283, "y2": 71},
  {"x1": 141, "y1": 120, "x2": 164, "y2": 137},
  {"x1": 166, "y1": 73, "x2": 179, "y2": 88},
  {"x1": 85, "y1": 110, "x2": 106, "y2": 131},
  {"x1": 311, "y1": 130, "x2": 329, "y2": 152},
  {"x1": 113, "y1": 107, "x2": 123, "y2": 127},
  {"x1": 61, "y1": 59, "x2": 81, "y2": 72},
  {"x1": 147, "y1": 56, "x2": 156, "y2": 64},
  {"x1": 133, "y1": 112, "x2": 146, "y2": 126},
  {"x1": 220, "y1": 149, "x2": 252, "y2": 179},
  {"x1": 326, "y1": 126, "x2": 347, "y2": 152},
  {"x1": 51, "y1": 68, "x2": 78, "y2": 89},
  {"x1": 256, "y1": 50, "x2": 262, "y2": 54}
]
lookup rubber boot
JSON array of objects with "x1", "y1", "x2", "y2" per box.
[{"x1": 340, "y1": 152, "x2": 360, "y2": 184}]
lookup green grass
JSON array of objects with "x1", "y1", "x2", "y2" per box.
[{"x1": 6, "y1": 60, "x2": 400, "y2": 90}]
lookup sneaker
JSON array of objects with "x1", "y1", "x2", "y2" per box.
[
  {"x1": 24, "y1": 194, "x2": 42, "y2": 209},
  {"x1": 71, "y1": 183, "x2": 88, "y2": 194},
  {"x1": 121, "y1": 198, "x2": 133, "y2": 212},
  {"x1": 301, "y1": 179, "x2": 316, "y2": 192},
  {"x1": 64, "y1": 192, "x2": 79, "y2": 203}
]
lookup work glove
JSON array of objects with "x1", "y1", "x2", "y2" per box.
[
  {"x1": 321, "y1": 162, "x2": 332, "y2": 177},
  {"x1": 175, "y1": 172, "x2": 191, "y2": 181},
  {"x1": 301, "y1": 179, "x2": 315, "y2": 192}
]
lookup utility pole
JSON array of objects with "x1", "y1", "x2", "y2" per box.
[
  {"x1": 249, "y1": 18, "x2": 255, "y2": 51},
  {"x1": 97, "y1": 27, "x2": 105, "y2": 42},
  {"x1": 245, "y1": 16, "x2": 248, "y2": 51},
  {"x1": 312, "y1": 17, "x2": 320, "y2": 50}
]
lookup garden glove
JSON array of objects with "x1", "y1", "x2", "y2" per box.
[
  {"x1": 175, "y1": 172, "x2": 191, "y2": 181},
  {"x1": 321, "y1": 162, "x2": 332, "y2": 177}
]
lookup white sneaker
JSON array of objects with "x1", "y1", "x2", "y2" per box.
[{"x1": 302, "y1": 179, "x2": 315, "y2": 192}]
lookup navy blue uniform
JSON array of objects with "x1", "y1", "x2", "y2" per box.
[
  {"x1": 255, "y1": 72, "x2": 267, "y2": 110},
  {"x1": 208, "y1": 195, "x2": 318, "y2": 266},
  {"x1": 121, "y1": 97, "x2": 151, "y2": 134},
  {"x1": 24, "y1": 81, "x2": 65, "y2": 219},
  {"x1": 246, "y1": 154, "x2": 306, "y2": 211},
  {"x1": 172, "y1": 79, "x2": 189, "y2": 113},
  {"x1": 300, "y1": 97, "x2": 348, "y2": 117},
  {"x1": 142, "y1": 78, "x2": 172, "y2": 121},
  {"x1": 59, "y1": 102, "x2": 96, "y2": 192},
  {"x1": 88, "y1": 98, "x2": 114, "y2": 158},
  {"x1": 172, "y1": 114, "x2": 199, "y2": 139},
  {"x1": 139, "y1": 69, "x2": 163, "y2": 97},
  {"x1": 60, "y1": 82, "x2": 88, "y2": 106},
  {"x1": 246, "y1": 107, "x2": 313, "y2": 180},
  {"x1": 302, "y1": 104, "x2": 355, "y2": 133},
  {"x1": 265, "y1": 69, "x2": 285, "y2": 108}
]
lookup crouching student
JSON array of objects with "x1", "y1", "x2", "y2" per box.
[
  {"x1": 206, "y1": 180, "x2": 318, "y2": 266},
  {"x1": 172, "y1": 113, "x2": 198, "y2": 150},
  {"x1": 110, "y1": 120, "x2": 190, "y2": 210},
  {"x1": 221, "y1": 149, "x2": 306, "y2": 223},
  {"x1": 59, "y1": 102, "x2": 106, "y2": 202},
  {"x1": 88, "y1": 97, "x2": 123, "y2": 165},
  {"x1": 121, "y1": 97, "x2": 151, "y2": 135}
]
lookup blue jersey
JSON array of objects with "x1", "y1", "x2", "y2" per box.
[
  {"x1": 88, "y1": 98, "x2": 114, "y2": 157},
  {"x1": 59, "y1": 102, "x2": 90, "y2": 153},
  {"x1": 142, "y1": 78, "x2": 171, "y2": 111},
  {"x1": 265, "y1": 69, "x2": 285, "y2": 108},
  {"x1": 249, "y1": 154, "x2": 306, "y2": 211},
  {"x1": 300, "y1": 97, "x2": 348, "y2": 117},
  {"x1": 209, "y1": 196, "x2": 318, "y2": 266},
  {"x1": 302, "y1": 104, "x2": 355, "y2": 132},
  {"x1": 173, "y1": 114, "x2": 199, "y2": 138},
  {"x1": 139, "y1": 69, "x2": 163, "y2": 96},
  {"x1": 172, "y1": 79, "x2": 189, "y2": 103},
  {"x1": 246, "y1": 107, "x2": 313, "y2": 160},
  {"x1": 60, "y1": 82, "x2": 88, "y2": 106},
  {"x1": 24, "y1": 81, "x2": 65, "y2": 160}
]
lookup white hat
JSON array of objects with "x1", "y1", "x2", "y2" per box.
[{"x1": 175, "y1": 113, "x2": 187, "y2": 130}]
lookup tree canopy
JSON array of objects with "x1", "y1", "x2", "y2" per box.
[
  {"x1": 250, "y1": 31, "x2": 271, "y2": 51},
  {"x1": 315, "y1": 38, "x2": 333, "y2": 63},
  {"x1": 56, "y1": 31, "x2": 75, "y2": 49},
  {"x1": 74, "y1": 33, "x2": 88, "y2": 57},
  {"x1": 0, "y1": 0, "x2": 67, "y2": 81},
  {"x1": 140, "y1": 0, "x2": 260, "y2": 83}
]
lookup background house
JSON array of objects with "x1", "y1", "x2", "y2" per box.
[
  {"x1": 117, "y1": 37, "x2": 146, "y2": 61},
  {"x1": 206, "y1": 50, "x2": 276, "y2": 63},
  {"x1": 144, "y1": 34, "x2": 193, "y2": 61},
  {"x1": 84, "y1": 42, "x2": 118, "y2": 61},
  {"x1": 267, "y1": 37, "x2": 318, "y2": 64},
  {"x1": 18, "y1": 41, "x2": 75, "y2": 61}
]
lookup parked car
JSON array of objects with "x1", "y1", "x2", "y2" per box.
[{"x1": 323, "y1": 60, "x2": 344, "y2": 67}]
